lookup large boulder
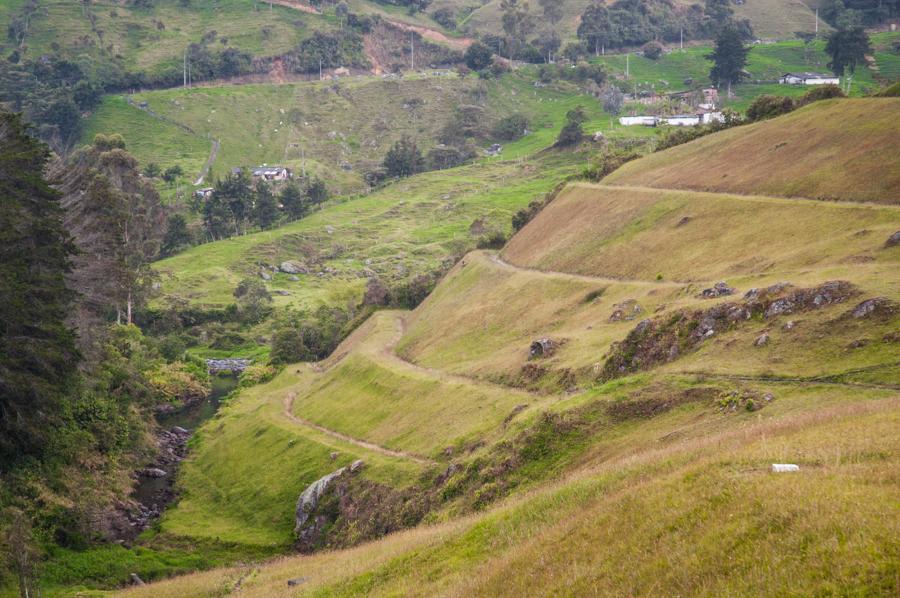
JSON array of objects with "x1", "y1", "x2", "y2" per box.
[
  {"x1": 294, "y1": 460, "x2": 364, "y2": 535},
  {"x1": 885, "y1": 231, "x2": 900, "y2": 248},
  {"x1": 280, "y1": 261, "x2": 308, "y2": 275}
]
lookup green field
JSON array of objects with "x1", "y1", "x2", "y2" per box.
[{"x1": 591, "y1": 35, "x2": 897, "y2": 101}]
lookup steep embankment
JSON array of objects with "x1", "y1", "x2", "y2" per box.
[{"x1": 605, "y1": 99, "x2": 900, "y2": 203}]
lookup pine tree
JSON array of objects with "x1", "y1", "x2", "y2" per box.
[
  {"x1": 55, "y1": 134, "x2": 164, "y2": 329},
  {"x1": 279, "y1": 181, "x2": 307, "y2": 220},
  {"x1": 383, "y1": 137, "x2": 425, "y2": 178},
  {"x1": 254, "y1": 180, "x2": 279, "y2": 230},
  {"x1": 0, "y1": 112, "x2": 80, "y2": 464},
  {"x1": 708, "y1": 25, "x2": 750, "y2": 95},
  {"x1": 825, "y1": 26, "x2": 871, "y2": 91},
  {"x1": 160, "y1": 213, "x2": 192, "y2": 257}
]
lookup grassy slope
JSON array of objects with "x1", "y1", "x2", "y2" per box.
[
  {"x1": 591, "y1": 36, "x2": 894, "y2": 101},
  {"x1": 60, "y1": 77, "x2": 900, "y2": 598},
  {"x1": 83, "y1": 71, "x2": 616, "y2": 191},
  {"x1": 153, "y1": 150, "x2": 582, "y2": 309},
  {"x1": 503, "y1": 184, "x2": 900, "y2": 280},
  {"x1": 5, "y1": 0, "x2": 327, "y2": 77},
  {"x1": 439, "y1": 0, "x2": 820, "y2": 41},
  {"x1": 82, "y1": 95, "x2": 212, "y2": 179},
  {"x1": 119, "y1": 393, "x2": 900, "y2": 597},
  {"x1": 604, "y1": 99, "x2": 900, "y2": 202}
]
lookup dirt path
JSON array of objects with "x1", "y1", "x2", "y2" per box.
[
  {"x1": 282, "y1": 390, "x2": 435, "y2": 465},
  {"x1": 267, "y1": 0, "x2": 320, "y2": 14},
  {"x1": 387, "y1": 20, "x2": 474, "y2": 50},
  {"x1": 489, "y1": 253, "x2": 681, "y2": 288},
  {"x1": 384, "y1": 313, "x2": 541, "y2": 398},
  {"x1": 194, "y1": 137, "x2": 220, "y2": 186}
]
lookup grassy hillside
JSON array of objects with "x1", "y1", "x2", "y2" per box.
[
  {"x1": 503, "y1": 184, "x2": 900, "y2": 280},
  {"x1": 153, "y1": 150, "x2": 585, "y2": 310},
  {"x1": 2, "y1": 0, "x2": 329, "y2": 78},
  {"x1": 119, "y1": 391, "x2": 899, "y2": 597},
  {"x1": 591, "y1": 35, "x2": 893, "y2": 101},
  {"x1": 436, "y1": 0, "x2": 821, "y2": 41},
  {"x1": 29, "y1": 72, "x2": 900, "y2": 596},
  {"x1": 604, "y1": 99, "x2": 900, "y2": 203},
  {"x1": 84, "y1": 71, "x2": 615, "y2": 191}
]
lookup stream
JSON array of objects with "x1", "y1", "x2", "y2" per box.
[{"x1": 128, "y1": 373, "x2": 239, "y2": 532}]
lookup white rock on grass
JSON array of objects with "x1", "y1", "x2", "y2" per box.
[{"x1": 771, "y1": 464, "x2": 800, "y2": 473}]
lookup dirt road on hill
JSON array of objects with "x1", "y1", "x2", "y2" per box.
[{"x1": 282, "y1": 390, "x2": 435, "y2": 465}]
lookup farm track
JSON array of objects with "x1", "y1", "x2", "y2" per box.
[{"x1": 281, "y1": 390, "x2": 435, "y2": 465}]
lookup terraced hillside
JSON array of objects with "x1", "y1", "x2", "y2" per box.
[
  {"x1": 604, "y1": 99, "x2": 900, "y2": 203},
  {"x1": 111, "y1": 99, "x2": 900, "y2": 596}
]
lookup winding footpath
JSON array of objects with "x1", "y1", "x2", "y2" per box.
[{"x1": 282, "y1": 390, "x2": 435, "y2": 465}]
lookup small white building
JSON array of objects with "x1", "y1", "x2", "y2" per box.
[
  {"x1": 251, "y1": 166, "x2": 292, "y2": 181},
  {"x1": 619, "y1": 115, "x2": 659, "y2": 127},
  {"x1": 660, "y1": 114, "x2": 702, "y2": 127},
  {"x1": 779, "y1": 72, "x2": 840, "y2": 85}
]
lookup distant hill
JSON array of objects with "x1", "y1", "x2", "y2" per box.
[{"x1": 605, "y1": 99, "x2": 900, "y2": 203}]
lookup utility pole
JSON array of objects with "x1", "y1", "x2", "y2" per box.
[
  {"x1": 680, "y1": 27, "x2": 683, "y2": 51},
  {"x1": 815, "y1": 8, "x2": 819, "y2": 37},
  {"x1": 183, "y1": 51, "x2": 187, "y2": 87},
  {"x1": 410, "y1": 33, "x2": 415, "y2": 71},
  {"x1": 626, "y1": 53, "x2": 629, "y2": 78},
  {"x1": 319, "y1": 58, "x2": 322, "y2": 81}
]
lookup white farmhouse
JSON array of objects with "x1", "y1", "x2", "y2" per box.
[
  {"x1": 619, "y1": 115, "x2": 659, "y2": 126},
  {"x1": 251, "y1": 166, "x2": 293, "y2": 181},
  {"x1": 779, "y1": 72, "x2": 840, "y2": 85}
]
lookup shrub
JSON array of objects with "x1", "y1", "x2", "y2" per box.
[
  {"x1": 556, "y1": 106, "x2": 587, "y2": 147},
  {"x1": 642, "y1": 41, "x2": 664, "y2": 60},
  {"x1": 798, "y1": 84, "x2": 846, "y2": 105},
  {"x1": 476, "y1": 231, "x2": 507, "y2": 249},
  {"x1": 464, "y1": 42, "x2": 494, "y2": 71},
  {"x1": 383, "y1": 136, "x2": 425, "y2": 178},
  {"x1": 746, "y1": 94, "x2": 796, "y2": 121},
  {"x1": 432, "y1": 7, "x2": 456, "y2": 30},
  {"x1": 493, "y1": 113, "x2": 528, "y2": 141}
]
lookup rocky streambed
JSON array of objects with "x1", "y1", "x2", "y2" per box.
[{"x1": 120, "y1": 369, "x2": 241, "y2": 539}]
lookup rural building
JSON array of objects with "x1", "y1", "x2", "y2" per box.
[
  {"x1": 620, "y1": 112, "x2": 724, "y2": 127},
  {"x1": 619, "y1": 115, "x2": 659, "y2": 126},
  {"x1": 251, "y1": 166, "x2": 292, "y2": 181},
  {"x1": 194, "y1": 187, "x2": 214, "y2": 200},
  {"x1": 779, "y1": 72, "x2": 840, "y2": 85}
]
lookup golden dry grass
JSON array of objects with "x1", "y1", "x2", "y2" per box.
[
  {"x1": 502, "y1": 183, "x2": 900, "y2": 282},
  {"x1": 605, "y1": 99, "x2": 900, "y2": 203}
]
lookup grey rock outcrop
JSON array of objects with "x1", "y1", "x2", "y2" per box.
[
  {"x1": 701, "y1": 282, "x2": 736, "y2": 298},
  {"x1": 885, "y1": 231, "x2": 900, "y2": 248},
  {"x1": 294, "y1": 460, "x2": 364, "y2": 535},
  {"x1": 280, "y1": 261, "x2": 308, "y2": 275}
]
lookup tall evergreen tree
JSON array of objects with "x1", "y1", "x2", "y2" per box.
[
  {"x1": 55, "y1": 134, "x2": 164, "y2": 328},
  {"x1": 708, "y1": 25, "x2": 750, "y2": 94},
  {"x1": 160, "y1": 213, "x2": 192, "y2": 257},
  {"x1": 0, "y1": 112, "x2": 80, "y2": 464},
  {"x1": 254, "y1": 180, "x2": 279, "y2": 230},
  {"x1": 825, "y1": 26, "x2": 871, "y2": 86},
  {"x1": 279, "y1": 181, "x2": 307, "y2": 221},
  {"x1": 578, "y1": 3, "x2": 612, "y2": 56},
  {"x1": 215, "y1": 169, "x2": 254, "y2": 236}
]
